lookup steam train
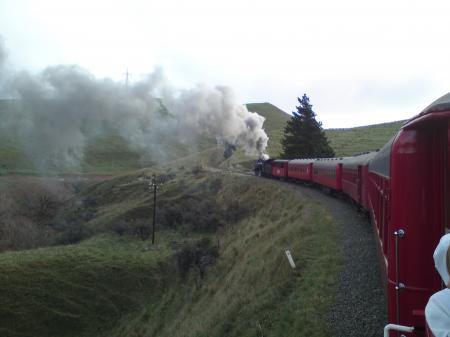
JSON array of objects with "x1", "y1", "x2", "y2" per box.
[{"x1": 255, "y1": 93, "x2": 450, "y2": 337}]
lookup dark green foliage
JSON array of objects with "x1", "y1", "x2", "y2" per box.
[
  {"x1": 191, "y1": 165, "x2": 204, "y2": 175},
  {"x1": 224, "y1": 200, "x2": 249, "y2": 224},
  {"x1": 281, "y1": 94, "x2": 335, "y2": 158},
  {"x1": 158, "y1": 197, "x2": 225, "y2": 232},
  {"x1": 175, "y1": 238, "x2": 219, "y2": 280},
  {"x1": 111, "y1": 219, "x2": 150, "y2": 240},
  {"x1": 52, "y1": 224, "x2": 93, "y2": 245}
]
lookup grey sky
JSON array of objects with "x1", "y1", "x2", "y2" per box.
[{"x1": 1, "y1": 0, "x2": 449, "y2": 127}]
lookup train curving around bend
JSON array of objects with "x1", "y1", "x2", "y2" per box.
[{"x1": 255, "y1": 93, "x2": 450, "y2": 337}]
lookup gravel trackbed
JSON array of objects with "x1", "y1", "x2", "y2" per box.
[{"x1": 288, "y1": 182, "x2": 387, "y2": 337}]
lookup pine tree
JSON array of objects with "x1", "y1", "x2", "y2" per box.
[{"x1": 281, "y1": 94, "x2": 334, "y2": 158}]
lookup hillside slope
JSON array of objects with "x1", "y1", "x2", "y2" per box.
[
  {"x1": 0, "y1": 169, "x2": 340, "y2": 337},
  {"x1": 0, "y1": 98, "x2": 406, "y2": 173},
  {"x1": 325, "y1": 120, "x2": 405, "y2": 157},
  {"x1": 0, "y1": 100, "x2": 216, "y2": 175},
  {"x1": 246, "y1": 103, "x2": 290, "y2": 157}
]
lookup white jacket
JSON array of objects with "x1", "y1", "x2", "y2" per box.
[
  {"x1": 426, "y1": 234, "x2": 450, "y2": 337},
  {"x1": 426, "y1": 289, "x2": 450, "y2": 337}
]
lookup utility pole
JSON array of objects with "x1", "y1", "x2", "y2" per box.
[
  {"x1": 148, "y1": 174, "x2": 163, "y2": 244},
  {"x1": 124, "y1": 68, "x2": 131, "y2": 87}
]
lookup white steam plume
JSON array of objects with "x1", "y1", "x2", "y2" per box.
[{"x1": 0, "y1": 43, "x2": 268, "y2": 170}]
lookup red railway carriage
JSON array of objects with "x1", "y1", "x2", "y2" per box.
[
  {"x1": 341, "y1": 152, "x2": 376, "y2": 207},
  {"x1": 368, "y1": 138, "x2": 393, "y2": 260},
  {"x1": 271, "y1": 159, "x2": 289, "y2": 178},
  {"x1": 368, "y1": 93, "x2": 450, "y2": 336},
  {"x1": 287, "y1": 159, "x2": 314, "y2": 182},
  {"x1": 312, "y1": 158, "x2": 343, "y2": 191},
  {"x1": 255, "y1": 92, "x2": 450, "y2": 337}
]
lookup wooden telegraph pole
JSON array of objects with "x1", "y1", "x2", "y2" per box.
[{"x1": 149, "y1": 174, "x2": 162, "y2": 244}]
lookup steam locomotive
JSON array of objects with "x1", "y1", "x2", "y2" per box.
[{"x1": 255, "y1": 93, "x2": 450, "y2": 337}]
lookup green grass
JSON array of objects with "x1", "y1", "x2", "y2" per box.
[
  {"x1": 0, "y1": 234, "x2": 174, "y2": 337},
  {"x1": 0, "y1": 170, "x2": 341, "y2": 337},
  {"x1": 107, "y1": 175, "x2": 341, "y2": 337},
  {"x1": 325, "y1": 120, "x2": 405, "y2": 157},
  {"x1": 0, "y1": 98, "x2": 401, "y2": 337}
]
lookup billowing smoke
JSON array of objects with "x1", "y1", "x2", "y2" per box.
[{"x1": 0, "y1": 44, "x2": 269, "y2": 170}]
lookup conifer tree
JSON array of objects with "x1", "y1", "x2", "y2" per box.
[{"x1": 281, "y1": 94, "x2": 334, "y2": 158}]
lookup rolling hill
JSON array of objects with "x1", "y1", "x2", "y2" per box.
[
  {"x1": 0, "y1": 168, "x2": 340, "y2": 337},
  {"x1": 0, "y1": 99, "x2": 406, "y2": 175}
]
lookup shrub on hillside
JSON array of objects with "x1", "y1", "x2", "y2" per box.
[
  {"x1": 112, "y1": 219, "x2": 150, "y2": 240},
  {"x1": 156, "y1": 197, "x2": 226, "y2": 232},
  {"x1": 52, "y1": 224, "x2": 93, "y2": 245},
  {"x1": 175, "y1": 238, "x2": 219, "y2": 280},
  {"x1": 0, "y1": 217, "x2": 52, "y2": 251},
  {"x1": 191, "y1": 165, "x2": 203, "y2": 175},
  {"x1": 224, "y1": 200, "x2": 249, "y2": 224},
  {"x1": 0, "y1": 185, "x2": 65, "y2": 251},
  {"x1": 208, "y1": 177, "x2": 222, "y2": 192}
]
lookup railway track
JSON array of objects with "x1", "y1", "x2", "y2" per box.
[{"x1": 278, "y1": 180, "x2": 387, "y2": 337}]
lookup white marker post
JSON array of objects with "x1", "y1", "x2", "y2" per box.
[{"x1": 285, "y1": 250, "x2": 296, "y2": 269}]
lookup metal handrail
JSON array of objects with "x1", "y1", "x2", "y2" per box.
[
  {"x1": 384, "y1": 324, "x2": 414, "y2": 337},
  {"x1": 394, "y1": 229, "x2": 406, "y2": 327}
]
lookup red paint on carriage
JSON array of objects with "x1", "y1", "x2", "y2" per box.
[
  {"x1": 387, "y1": 122, "x2": 449, "y2": 335},
  {"x1": 367, "y1": 93, "x2": 450, "y2": 336},
  {"x1": 287, "y1": 159, "x2": 314, "y2": 181},
  {"x1": 312, "y1": 159, "x2": 342, "y2": 191},
  {"x1": 341, "y1": 152, "x2": 376, "y2": 206},
  {"x1": 271, "y1": 159, "x2": 289, "y2": 178}
]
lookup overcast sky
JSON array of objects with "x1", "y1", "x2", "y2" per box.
[{"x1": 1, "y1": 0, "x2": 449, "y2": 128}]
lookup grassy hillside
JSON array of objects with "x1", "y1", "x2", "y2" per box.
[
  {"x1": 246, "y1": 103, "x2": 290, "y2": 131},
  {"x1": 247, "y1": 103, "x2": 290, "y2": 157},
  {"x1": 0, "y1": 100, "x2": 291, "y2": 174},
  {"x1": 245, "y1": 103, "x2": 405, "y2": 158},
  {"x1": 0, "y1": 100, "x2": 217, "y2": 175},
  {"x1": 0, "y1": 235, "x2": 173, "y2": 337},
  {"x1": 325, "y1": 120, "x2": 405, "y2": 157},
  {"x1": 0, "y1": 169, "x2": 341, "y2": 337},
  {"x1": 0, "y1": 98, "x2": 406, "y2": 174}
]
